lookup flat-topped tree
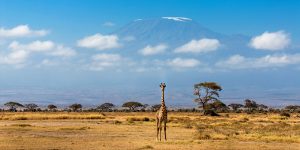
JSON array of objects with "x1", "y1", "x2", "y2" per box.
[
  {"x1": 48, "y1": 104, "x2": 57, "y2": 111},
  {"x1": 24, "y1": 103, "x2": 39, "y2": 112},
  {"x1": 258, "y1": 104, "x2": 268, "y2": 110},
  {"x1": 69, "y1": 103, "x2": 82, "y2": 112},
  {"x1": 193, "y1": 82, "x2": 222, "y2": 114},
  {"x1": 244, "y1": 99, "x2": 258, "y2": 112},
  {"x1": 228, "y1": 103, "x2": 244, "y2": 111},
  {"x1": 285, "y1": 105, "x2": 300, "y2": 112},
  {"x1": 97, "y1": 103, "x2": 115, "y2": 112},
  {"x1": 4, "y1": 101, "x2": 24, "y2": 111},
  {"x1": 122, "y1": 102, "x2": 143, "y2": 111}
]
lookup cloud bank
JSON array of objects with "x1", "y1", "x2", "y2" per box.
[
  {"x1": 0, "y1": 25, "x2": 48, "y2": 38},
  {"x1": 167, "y1": 57, "x2": 200, "y2": 68},
  {"x1": 216, "y1": 54, "x2": 300, "y2": 69},
  {"x1": 77, "y1": 34, "x2": 121, "y2": 50},
  {"x1": 174, "y1": 38, "x2": 220, "y2": 53},
  {"x1": 139, "y1": 44, "x2": 168, "y2": 56},
  {"x1": 249, "y1": 31, "x2": 290, "y2": 50}
]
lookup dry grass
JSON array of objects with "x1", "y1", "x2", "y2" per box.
[
  {"x1": 0, "y1": 112, "x2": 299, "y2": 150},
  {"x1": 0, "y1": 112, "x2": 105, "y2": 120}
]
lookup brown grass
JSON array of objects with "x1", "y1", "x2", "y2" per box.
[
  {"x1": 0, "y1": 112, "x2": 299, "y2": 150},
  {"x1": 0, "y1": 112, "x2": 105, "y2": 120}
]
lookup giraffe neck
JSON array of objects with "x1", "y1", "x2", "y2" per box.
[{"x1": 161, "y1": 89, "x2": 165, "y2": 107}]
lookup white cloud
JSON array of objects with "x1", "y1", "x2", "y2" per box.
[
  {"x1": 139, "y1": 44, "x2": 168, "y2": 56},
  {"x1": 249, "y1": 31, "x2": 290, "y2": 50},
  {"x1": 0, "y1": 25, "x2": 48, "y2": 38},
  {"x1": 8, "y1": 40, "x2": 76, "y2": 57},
  {"x1": 216, "y1": 54, "x2": 300, "y2": 69},
  {"x1": 0, "y1": 40, "x2": 76, "y2": 68},
  {"x1": 0, "y1": 50, "x2": 29, "y2": 66},
  {"x1": 88, "y1": 53, "x2": 123, "y2": 71},
  {"x1": 92, "y1": 53, "x2": 122, "y2": 62},
  {"x1": 88, "y1": 53, "x2": 137, "y2": 71},
  {"x1": 49, "y1": 45, "x2": 77, "y2": 57},
  {"x1": 9, "y1": 40, "x2": 54, "y2": 52},
  {"x1": 103, "y1": 22, "x2": 115, "y2": 27},
  {"x1": 167, "y1": 57, "x2": 200, "y2": 68},
  {"x1": 77, "y1": 34, "x2": 121, "y2": 50},
  {"x1": 174, "y1": 38, "x2": 220, "y2": 53}
]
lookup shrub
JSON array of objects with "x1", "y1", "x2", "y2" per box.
[
  {"x1": 126, "y1": 117, "x2": 151, "y2": 122},
  {"x1": 114, "y1": 120, "x2": 122, "y2": 124},
  {"x1": 280, "y1": 112, "x2": 290, "y2": 117},
  {"x1": 203, "y1": 110, "x2": 219, "y2": 116},
  {"x1": 198, "y1": 134, "x2": 211, "y2": 140},
  {"x1": 143, "y1": 117, "x2": 150, "y2": 121},
  {"x1": 241, "y1": 117, "x2": 249, "y2": 122}
]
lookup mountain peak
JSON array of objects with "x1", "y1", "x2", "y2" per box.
[{"x1": 161, "y1": 17, "x2": 192, "y2": 22}]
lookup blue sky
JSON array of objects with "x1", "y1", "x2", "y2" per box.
[{"x1": 0, "y1": 0, "x2": 300, "y2": 106}]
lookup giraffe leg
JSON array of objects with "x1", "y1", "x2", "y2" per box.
[
  {"x1": 156, "y1": 118, "x2": 159, "y2": 141},
  {"x1": 164, "y1": 121, "x2": 167, "y2": 141},
  {"x1": 159, "y1": 121, "x2": 162, "y2": 141}
]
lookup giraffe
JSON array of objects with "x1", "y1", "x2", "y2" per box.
[{"x1": 156, "y1": 82, "x2": 167, "y2": 141}]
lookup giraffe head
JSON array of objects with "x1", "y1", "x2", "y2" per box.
[{"x1": 160, "y1": 82, "x2": 166, "y2": 90}]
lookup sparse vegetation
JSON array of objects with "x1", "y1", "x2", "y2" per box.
[
  {"x1": 0, "y1": 112, "x2": 105, "y2": 120},
  {"x1": 122, "y1": 101, "x2": 144, "y2": 111},
  {"x1": 0, "y1": 112, "x2": 299, "y2": 149},
  {"x1": 244, "y1": 99, "x2": 258, "y2": 112},
  {"x1": 24, "y1": 103, "x2": 39, "y2": 112},
  {"x1": 69, "y1": 103, "x2": 82, "y2": 112},
  {"x1": 4, "y1": 101, "x2": 24, "y2": 111},
  {"x1": 97, "y1": 103, "x2": 115, "y2": 112},
  {"x1": 193, "y1": 82, "x2": 223, "y2": 116},
  {"x1": 228, "y1": 103, "x2": 244, "y2": 111},
  {"x1": 47, "y1": 104, "x2": 57, "y2": 111},
  {"x1": 280, "y1": 112, "x2": 291, "y2": 117},
  {"x1": 0, "y1": 81, "x2": 299, "y2": 150}
]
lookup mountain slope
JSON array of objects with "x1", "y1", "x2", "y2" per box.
[{"x1": 112, "y1": 17, "x2": 252, "y2": 58}]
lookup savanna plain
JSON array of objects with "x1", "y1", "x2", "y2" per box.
[{"x1": 0, "y1": 112, "x2": 299, "y2": 150}]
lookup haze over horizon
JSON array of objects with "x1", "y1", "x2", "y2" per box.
[{"x1": 0, "y1": 0, "x2": 300, "y2": 107}]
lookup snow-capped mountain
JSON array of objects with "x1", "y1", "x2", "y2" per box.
[{"x1": 112, "y1": 17, "x2": 252, "y2": 59}]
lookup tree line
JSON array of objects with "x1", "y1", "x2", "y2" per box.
[
  {"x1": 0, "y1": 101, "x2": 159, "y2": 112},
  {"x1": 1, "y1": 81, "x2": 299, "y2": 114},
  {"x1": 1, "y1": 100, "x2": 299, "y2": 114},
  {"x1": 193, "y1": 81, "x2": 300, "y2": 115}
]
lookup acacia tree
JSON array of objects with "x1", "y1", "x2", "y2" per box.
[
  {"x1": 97, "y1": 103, "x2": 115, "y2": 112},
  {"x1": 193, "y1": 82, "x2": 222, "y2": 112},
  {"x1": 4, "y1": 101, "x2": 24, "y2": 111},
  {"x1": 24, "y1": 103, "x2": 39, "y2": 112},
  {"x1": 244, "y1": 99, "x2": 258, "y2": 111},
  {"x1": 69, "y1": 103, "x2": 82, "y2": 112},
  {"x1": 228, "y1": 103, "x2": 244, "y2": 111},
  {"x1": 285, "y1": 105, "x2": 300, "y2": 112},
  {"x1": 206, "y1": 100, "x2": 227, "y2": 112},
  {"x1": 47, "y1": 104, "x2": 57, "y2": 111},
  {"x1": 257, "y1": 104, "x2": 268, "y2": 111},
  {"x1": 122, "y1": 101, "x2": 143, "y2": 111}
]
